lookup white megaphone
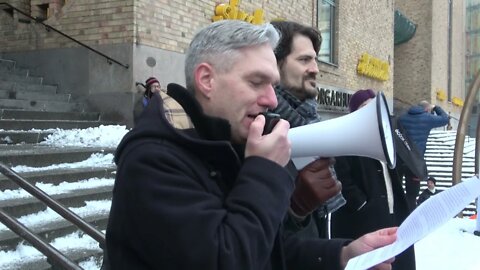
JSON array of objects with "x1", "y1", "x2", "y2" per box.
[{"x1": 288, "y1": 92, "x2": 396, "y2": 169}]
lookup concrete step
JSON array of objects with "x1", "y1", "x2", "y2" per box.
[
  {"x1": 0, "y1": 166, "x2": 116, "y2": 191},
  {"x1": 0, "y1": 185, "x2": 113, "y2": 218},
  {"x1": 0, "y1": 80, "x2": 57, "y2": 93},
  {"x1": 0, "y1": 66, "x2": 29, "y2": 77},
  {"x1": 0, "y1": 233, "x2": 104, "y2": 270},
  {"x1": 0, "y1": 99, "x2": 83, "y2": 112},
  {"x1": 0, "y1": 90, "x2": 71, "y2": 102},
  {"x1": 0, "y1": 211, "x2": 108, "y2": 250},
  {"x1": 426, "y1": 161, "x2": 475, "y2": 167},
  {"x1": 0, "y1": 72, "x2": 43, "y2": 84},
  {"x1": 0, "y1": 145, "x2": 115, "y2": 167},
  {"x1": 425, "y1": 157, "x2": 475, "y2": 163},
  {"x1": 0, "y1": 119, "x2": 115, "y2": 131},
  {"x1": 1, "y1": 241, "x2": 104, "y2": 270},
  {"x1": 0, "y1": 130, "x2": 50, "y2": 144},
  {"x1": 0, "y1": 59, "x2": 15, "y2": 72},
  {"x1": 0, "y1": 109, "x2": 100, "y2": 121}
]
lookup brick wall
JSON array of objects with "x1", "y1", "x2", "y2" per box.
[
  {"x1": 133, "y1": 0, "x2": 313, "y2": 53},
  {"x1": 1, "y1": 0, "x2": 135, "y2": 51},
  {"x1": 449, "y1": 0, "x2": 466, "y2": 122},
  {"x1": 0, "y1": 0, "x2": 315, "y2": 52},
  {"x1": 2, "y1": 0, "x2": 465, "y2": 122},
  {"x1": 395, "y1": 0, "x2": 433, "y2": 111},
  {"x1": 394, "y1": 0, "x2": 464, "y2": 121},
  {"x1": 318, "y1": 0, "x2": 394, "y2": 99}
]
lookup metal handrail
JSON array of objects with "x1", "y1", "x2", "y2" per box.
[
  {"x1": 476, "y1": 113, "x2": 479, "y2": 175},
  {"x1": 452, "y1": 69, "x2": 480, "y2": 187},
  {"x1": 0, "y1": 162, "x2": 106, "y2": 247},
  {"x1": 0, "y1": 2, "x2": 129, "y2": 69},
  {"x1": 0, "y1": 209, "x2": 82, "y2": 270}
]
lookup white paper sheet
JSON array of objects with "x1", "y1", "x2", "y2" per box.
[{"x1": 345, "y1": 175, "x2": 480, "y2": 270}]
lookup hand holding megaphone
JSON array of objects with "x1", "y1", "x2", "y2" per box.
[
  {"x1": 245, "y1": 113, "x2": 291, "y2": 167},
  {"x1": 291, "y1": 158, "x2": 343, "y2": 217}
]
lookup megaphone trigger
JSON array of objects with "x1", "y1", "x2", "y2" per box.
[{"x1": 260, "y1": 112, "x2": 281, "y2": 135}]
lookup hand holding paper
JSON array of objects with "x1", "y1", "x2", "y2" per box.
[{"x1": 345, "y1": 175, "x2": 480, "y2": 270}]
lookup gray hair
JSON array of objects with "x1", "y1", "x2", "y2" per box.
[
  {"x1": 418, "y1": 100, "x2": 430, "y2": 109},
  {"x1": 185, "y1": 20, "x2": 280, "y2": 91}
]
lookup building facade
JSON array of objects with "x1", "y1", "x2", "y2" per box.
[
  {"x1": 394, "y1": 0, "x2": 465, "y2": 128},
  {"x1": 0, "y1": 0, "x2": 465, "y2": 127},
  {"x1": 466, "y1": 0, "x2": 480, "y2": 135}
]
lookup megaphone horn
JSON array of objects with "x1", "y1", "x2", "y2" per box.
[{"x1": 288, "y1": 92, "x2": 396, "y2": 169}]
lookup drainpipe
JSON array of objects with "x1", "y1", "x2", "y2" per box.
[{"x1": 448, "y1": 0, "x2": 453, "y2": 100}]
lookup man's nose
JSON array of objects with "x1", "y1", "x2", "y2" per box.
[
  {"x1": 258, "y1": 84, "x2": 278, "y2": 109},
  {"x1": 308, "y1": 60, "x2": 319, "y2": 74}
]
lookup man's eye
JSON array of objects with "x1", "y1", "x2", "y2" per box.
[{"x1": 250, "y1": 81, "x2": 263, "y2": 87}]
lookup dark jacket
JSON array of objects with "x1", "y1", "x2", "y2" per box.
[
  {"x1": 273, "y1": 84, "x2": 345, "y2": 241},
  {"x1": 133, "y1": 95, "x2": 148, "y2": 125},
  {"x1": 332, "y1": 157, "x2": 416, "y2": 270},
  {"x1": 106, "y1": 83, "x2": 348, "y2": 270},
  {"x1": 417, "y1": 188, "x2": 441, "y2": 206},
  {"x1": 398, "y1": 105, "x2": 449, "y2": 155}
]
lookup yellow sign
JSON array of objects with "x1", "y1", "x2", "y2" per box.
[
  {"x1": 357, "y1": 53, "x2": 389, "y2": 81},
  {"x1": 436, "y1": 89, "x2": 447, "y2": 101},
  {"x1": 212, "y1": 0, "x2": 264, "y2": 25},
  {"x1": 452, "y1": 97, "x2": 464, "y2": 107}
]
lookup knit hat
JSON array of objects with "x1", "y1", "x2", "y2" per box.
[
  {"x1": 145, "y1": 77, "x2": 160, "y2": 89},
  {"x1": 427, "y1": 177, "x2": 436, "y2": 184},
  {"x1": 349, "y1": 89, "x2": 376, "y2": 112}
]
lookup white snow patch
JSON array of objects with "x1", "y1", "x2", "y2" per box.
[
  {"x1": 11, "y1": 153, "x2": 115, "y2": 173},
  {"x1": 40, "y1": 125, "x2": 128, "y2": 148}
]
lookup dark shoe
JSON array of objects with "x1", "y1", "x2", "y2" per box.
[{"x1": 474, "y1": 231, "x2": 480, "y2": 236}]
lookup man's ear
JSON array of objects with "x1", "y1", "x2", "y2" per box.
[{"x1": 194, "y1": 63, "x2": 215, "y2": 99}]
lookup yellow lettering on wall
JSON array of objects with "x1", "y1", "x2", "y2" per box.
[
  {"x1": 356, "y1": 53, "x2": 390, "y2": 81},
  {"x1": 212, "y1": 0, "x2": 265, "y2": 25},
  {"x1": 436, "y1": 89, "x2": 447, "y2": 101},
  {"x1": 452, "y1": 97, "x2": 464, "y2": 107}
]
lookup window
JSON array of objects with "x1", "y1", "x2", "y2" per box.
[{"x1": 317, "y1": 0, "x2": 336, "y2": 64}]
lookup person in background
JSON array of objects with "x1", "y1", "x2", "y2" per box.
[
  {"x1": 106, "y1": 20, "x2": 398, "y2": 270},
  {"x1": 398, "y1": 100, "x2": 449, "y2": 209},
  {"x1": 270, "y1": 20, "x2": 344, "y2": 239},
  {"x1": 145, "y1": 77, "x2": 162, "y2": 99},
  {"x1": 133, "y1": 76, "x2": 192, "y2": 128},
  {"x1": 332, "y1": 89, "x2": 416, "y2": 270},
  {"x1": 417, "y1": 177, "x2": 442, "y2": 206},
  {"x1": 475, "y1": 196, "x2": 480, "y2": 236},
  {"x1": 133, "y1": 77, "x2": 162, "y2": 125}
]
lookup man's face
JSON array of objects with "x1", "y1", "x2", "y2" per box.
[
  {"x1": 150, "y1": 82, "x2": 162, "y2": 94},
  {"x1": 279, "y1": 34, "x2": 319, "y2": 101},
  {"x1": 202, "y1": 44, "x2": 280, "y2": 143},
  {"x1": 427, "y1": 180, "x2": 435, "y2": 189}
]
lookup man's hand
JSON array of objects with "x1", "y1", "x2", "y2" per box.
[
  {"x1": 340, "y1": 227, "x2": 397, "y2": 270},
  {"x1": 290, "y1": 158, "x2": 342, "y2": 216},
  {"x1": 245, "y1": 114, "x2": 291, "y2": 167}
]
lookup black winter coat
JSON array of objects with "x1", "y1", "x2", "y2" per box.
[
  {"x1": 105, "y1": 84, "x2": 348, "y2": 270},
  {"x1": 332, "y1": 156, "x2": 416, "y2": 270},
  {"x1": 417, "y1": 188, "x2": 442, "y2": 206}
]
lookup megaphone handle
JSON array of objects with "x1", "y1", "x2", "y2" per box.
[{"x1": 261, "y1": 112, "x2": 281, "y2": 135}]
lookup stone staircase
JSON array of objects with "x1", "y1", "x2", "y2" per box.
[
  {"x1": 0, "y1": 58, "x2": 118, "y2": 269},
  {"x1": 424, "y1": 129, "x2": 477, "y2": 216}
]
